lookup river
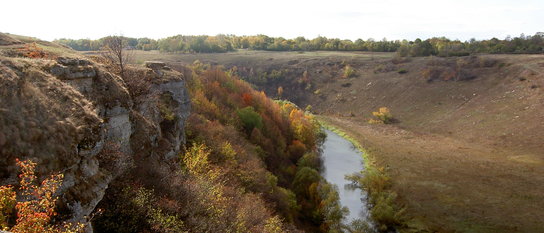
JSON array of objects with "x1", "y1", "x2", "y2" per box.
[{"x1": 321, "y1": 129, "x2": 373, "y2": 225}]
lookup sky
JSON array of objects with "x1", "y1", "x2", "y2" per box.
[{"x1": 1, "y1": 0, "x2": 543, "y2": 41}]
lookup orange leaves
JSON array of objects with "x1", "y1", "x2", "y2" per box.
[
  {"x1": 11, "y1": 159, "x2": 64, "y2": 233},
  {"x1": 0, "y1": 159, "x2": 81, "y2": 233},
  {"x1": 241, "y1": 93, "x2": 253, "y2": 106},
  {"x1": 18, "y1": 43, "x2": 50, "y2": 59}
]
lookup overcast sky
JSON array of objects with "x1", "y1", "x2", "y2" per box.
[{"x1": 1, "y1": 0, "x2": 542, "y2": 41}]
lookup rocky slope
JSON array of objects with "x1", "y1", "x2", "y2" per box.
[{"x1": 0, "y1": 35, "x2": 190, "y2": 231}]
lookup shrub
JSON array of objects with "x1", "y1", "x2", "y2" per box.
[
  {"x1": 17, "y1": 43, "x2": 50, "y2": 59},
  {"x1": 120, "y1": 67, "x2": 152, "y2": 99},
  {"x1": 374, "y1": 64, "x2": 386, "y2": 73},
  {"x1": 0, "y1": 186, "x2": 16, "y2": 229},
  {"x1": 397, "y1": 68, "x2": 408, "y2": 74},
  {"x1": 277, "y1": 86, "x2": 284, "y2": 98},
  {"x1": 292, "y1": 167, "x2": 320, "y2": 199},
  {"x1": 131, "y1": 187, "x2": 186, "y2": 233},
  {"x1": 369, "y1": 107, "x2": 394, "y2": 124},
  {"x1": 93, "y1": 186, "x2": 186, "y2": 233},
  {"x1": 296, "y1": 152, "x2": 320, "y2": 170},
  {"x1": 263, "y1": 216, "x2": 285, "y2": 233},
  {"x1": 346, "y1": 166, "x2": 405, "y2": 232},
  {"x1": 342, "y1": 65, "x2": 356, "y2": 78},
  {"x1": 0, "y1": 159, "x2": 84, "y2": 233},
  {"x1": 288, "y1": 140, "x2": 307, "y2": 161},
  {"x1": 236, "y1": 106, "x2": 264, "y2": 134},
  {"x1": 159, "y1": 93, "x2": 177, "y2": 121},
  {"x1": 318, "y1": 182, "x2": 348, "y2": 231}
]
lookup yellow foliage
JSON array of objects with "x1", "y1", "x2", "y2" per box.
[
  {"x1": 342, "y1": 65, "x2": 356, "y2": 78},
  {"x1": 183, "y1": 143, "x2": 220, "y2": 181},
  {"x1": 220, "y1": 142, "x2": 237, "y2": 166},
  {"x1": 288, "y1": 108, "x2": 319, "y2": 148},
  {"x1": 263, "y1": 216, "x2": 285, "y2": 233},
  {"x1": 0, "y1": 186, "x2": 16, "y2": 230},
  {"x1": 369, "y1": 107, "x2": 393, "y2": 124}
]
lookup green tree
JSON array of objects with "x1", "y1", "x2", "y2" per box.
[{"x1": 237, "y1": 106, "x2": 264, "y2": 134}]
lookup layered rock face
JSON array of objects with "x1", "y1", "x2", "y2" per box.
[{"x1": 0, "y1": 55, "x2": 189, "y2": 229}]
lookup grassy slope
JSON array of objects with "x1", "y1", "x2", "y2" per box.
[{"x1": 129, "y1": 50, "x2": 544, "y2": 232}]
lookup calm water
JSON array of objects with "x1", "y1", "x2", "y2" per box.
[{"x1": 321, "y1": 129, "x2": 372, "y2": 224}]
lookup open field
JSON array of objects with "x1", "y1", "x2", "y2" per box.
[
  {"x1": 128, "y1": 50, "x2": 544, "y2": 232},
  {"x1": 128, "y1": 49, "x2": 394, "y2": 64}
]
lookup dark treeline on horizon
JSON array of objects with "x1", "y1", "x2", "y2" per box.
[{"x1": 55, "y1": 33, "x2": 544, "y2": 57}]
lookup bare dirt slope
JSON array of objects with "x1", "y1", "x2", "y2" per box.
[{"x1": 130, "y1": 50, "x2": 544, "y2": 232}]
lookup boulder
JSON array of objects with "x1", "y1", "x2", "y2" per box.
[{"x1": 145, "y1": 61, "x2": 166, "y2": 70}]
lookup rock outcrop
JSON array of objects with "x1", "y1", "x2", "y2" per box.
[
  {"x1": 129, "y1": 62, "x2": 190, "y2": 159},
  {"x1": 0, "y1": 54, "x2": 190, "y2": 231}
]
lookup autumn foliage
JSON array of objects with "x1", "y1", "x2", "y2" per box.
[
  {"x1": 183, "y1": 64, "x2": 341, "y2": 231},
  {"x1": 92, "y1": 61, "x2": 336, "y2": 232},
  {"x1": 369, "y1": 107, "x2": 394, "y2": 124},
  {"x1": 0, "y1": 159, "x2": 83, "y2": 233},
  {"x1": 17, "y1": 43, "x2": 50, "y2": 59}
]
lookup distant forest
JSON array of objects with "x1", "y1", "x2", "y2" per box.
[{"x1": 55, "y1": 33, "x2": 544, "y2": 56}]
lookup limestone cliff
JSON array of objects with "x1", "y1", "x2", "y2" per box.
[{"x1": 0, "y1": 51, "x2": 190, "y2": 229}]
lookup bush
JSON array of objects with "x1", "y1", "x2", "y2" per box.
[
  {"x1": 17, "y1": 43, "x2": 50, "y2": 59},
  {"x1": 342, "y1": 65, "x2": 356, "y2": 78},
  {"x1": 346, "y1": 166, "x2": 405, "y2": 232},
  {"x1": 0, "y1": 186, "x2": 16, "y2": 229},
  {"x1": 397, "y1": 68, "x2": 408, "y2": 74},
  {"x1": 0, "y1": 159, "x2": 84, "y2": 233},
  {"x1": 236, "y1": 106, "x2": 264, "y2": 134},
  {"x1": 369, "y1": 107, "x2": 394, "y2": 124}
]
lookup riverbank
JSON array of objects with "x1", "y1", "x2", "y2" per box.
[
  {"x1": 320, "y1": 129, "x2": 372, "y2": 224},
  {"x1": 318, "y1": 117, "x2": 414, "y2": 232},
  {"x1": 318, "y1": 115, "x2": 544, "y2": 233}
]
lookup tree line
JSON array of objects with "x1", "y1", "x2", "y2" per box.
[{"x1": 55, "y1": 32, "x2": 544, "y2": 56}]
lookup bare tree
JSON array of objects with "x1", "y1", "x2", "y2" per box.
[{"x1": 101, "y1": 35, "x2": 132, "y2": 77}]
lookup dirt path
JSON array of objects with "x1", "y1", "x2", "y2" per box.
[{"x1": 320, "y1": 115, "x2": 544, "y2": 233}]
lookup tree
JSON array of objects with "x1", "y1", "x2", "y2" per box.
[
  {"x1": 101, "y1": 35, "x2": 133, "y2": 77},
  {"x1": 236, "y1": 106, "x2": 263, "y2": 134},
  {"x1": 277, "y1": 86, "x2": 284, "y2": 98}
]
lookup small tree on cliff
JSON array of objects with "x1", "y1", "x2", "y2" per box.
[
  {"x1": 0, "y1": 159, "x2": 84, "y2": 233},
  {"x1": 101, "y1": 35, "x2": 132, "y2": 77}
]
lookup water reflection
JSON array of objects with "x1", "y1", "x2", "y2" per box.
[{"x1": 321, "y1": 129, "x2": 372, "y2": 224}]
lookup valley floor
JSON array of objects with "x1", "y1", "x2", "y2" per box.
[{"x1": 321, "y1": 115, "x2": 544, "y2": 233}]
